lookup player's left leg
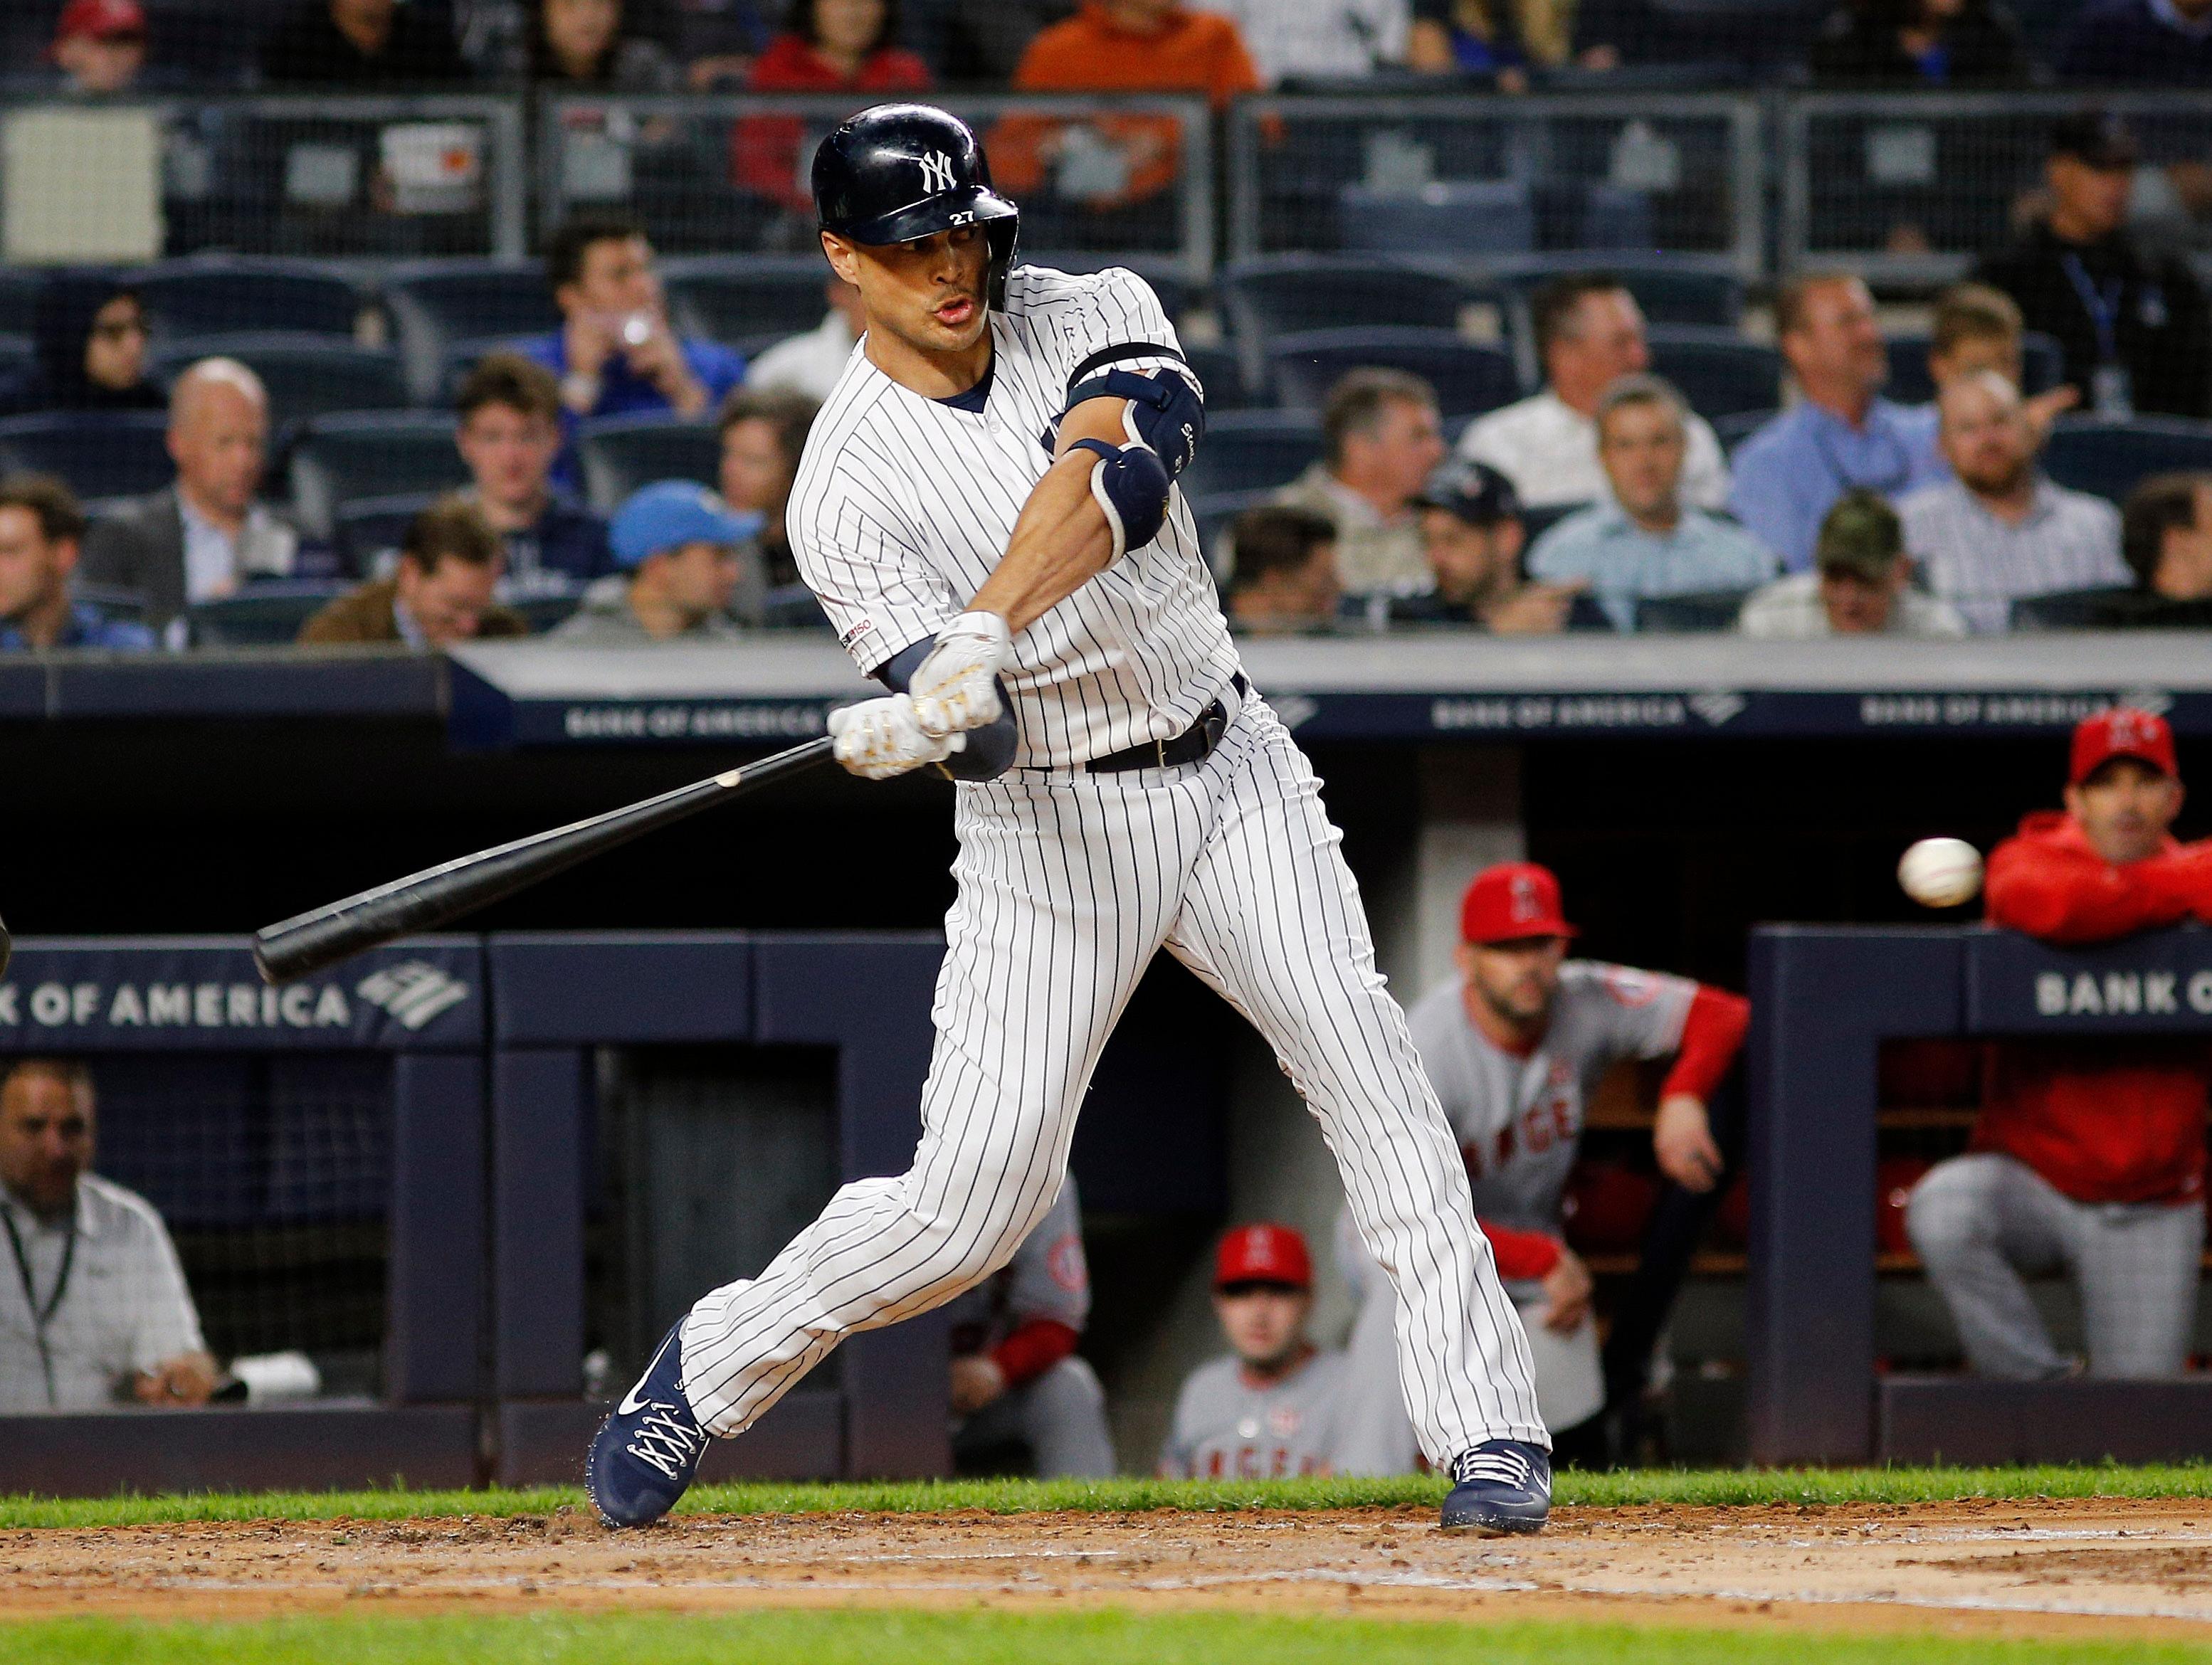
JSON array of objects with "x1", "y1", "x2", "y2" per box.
[
  {"x1": 1161, "y1": 697, "x2": 1548, "y2": 1532},
  {"x1": 2069, "y1": 1194, "x2": 2203, "y2": 1378}
]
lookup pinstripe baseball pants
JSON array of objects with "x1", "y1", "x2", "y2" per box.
[{"x1": 680, "y1": 694, "x2": 1547, "y2": 1461}]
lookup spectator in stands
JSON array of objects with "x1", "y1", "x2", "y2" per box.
[
  {"x1": 300, "y1": 495, "x2": 527, "y2": 647},
  {"x1": 48, "y1": 0, "x2": 149, "y2": 95},
  {"x1": 1899, "y1": 370, "x2": 2127, "y2": 633},
  {"x1": 946, "y1": 1178, "x2": 1112, "y2": 1477},
  {"x1": 732, "y1": 0, "x2": 932, "y2": 214},
  {"x1": 83, "y1": 359, "x2": 299, "y2": 640},
  {"x1": 1527, "y1": 375, "x2": 1775, "y2": 630},
  {"x1": 1223, "y1": 505, "x2": 1339, "y2": 634},
  {"x1": 0, "y1": 270, "x2": 162, "y2": 418},
  {"x1": 1390, "y1": 457, "x2": 1605, "y2": 632},
  {"x1": 552, "y1": 479, "x2": 759, "y2": 641},
  {"x1": 2060, "y1": 0, "x2": 2212, "y2": 83},
  {"x1": 1973, "y1": 112, "x2": 2212, "y2": 421},
  {"x1": 1729, "y1": 273, "x2": 1947, "y2": 573},
  {"x1": 0, "y1": 475, "x2": 152, "y2": 652},
  {"x1": 1334, "y1": 862, "x2": 1750, "y2": 1473},
  {"x1": 1459, "y1": 274, "x2": 1730, "y2": 516},
  {"x1": 993, "y1": 1, "x2": 1260, "y2": 223},
  {"x1": 1808, "y1": 0, "x2": 2026, "y2": 85},
  {"x1": 672, "y1": 0, "x2": 778, "y2": 88},
  {"x1": 522, "y1": 213, "x2": 747, "y2": 471},
  {"x1": 259, "y1": 0, "x2": 468, "y2": 83},
  {"x1": 1159, "y1": 1224, "x2": 1351, "y2": 1479},
  {"x1": 483, "y1": 0, "x2": 677, "y2": 83},
  {"x1": 902, "y1": 0, "x2": 1077, "y2": 81},
  {"x1": 1738, "y1": 490, "x2": 1967, "y2": 638},
  {"x1": 2123, "y1": 472, "x2": 2212, "y2": 605},
  {"x1": 0, "y1": 1059, "x2": 216, "y2": 1413},
  {"x1": 1273, "y1": 368, "x2": 1443, "y2": 596},
  {"x1": 1910, "y1": 709, "x2": 2212, "y2": 1381},
  {"x1": 1195, "y1": 0, "x2": 1408, "y2": 85},
  {"x1": 717, "y1": 387, "x2": 815, "y2": 588},
  {"x1": 1405, "y1": 0, "x2": 1554, "y2": 83},
  {"x1": 1921, "y1": 282, "x2": 2081, "y2": 439},
  {"x1": 454, "y1": 354, "x2": 611, "y2": 591},
  {"x1": 744, "y1": 276, "x2": 865, "y2": 403}
]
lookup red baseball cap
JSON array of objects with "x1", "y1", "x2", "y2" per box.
[
  {"x1": 1460, "y1": 861, "x2": 1577, "y2": 946},
  {"x1": 53, "y1": 0, "x2": 145, "y2": 44},
  {"x1": 2070, "y1": 707, "x2": 2177, "y2": 786},
  {"x1": 1213, "y1": 1222, "x2": 1311, "y2": 1290}
]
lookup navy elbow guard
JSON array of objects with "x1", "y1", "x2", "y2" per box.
[
  {"x1": 1063, "y1": 365, "x2": 1204, "y2": 479},
  {"x1": 1067, "y1": 437, "x2": 1171, "y2": 560}
]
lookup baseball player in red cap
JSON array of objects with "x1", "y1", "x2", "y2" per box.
[
  {"x1": 1909, "y1": 707, "x2": 2212, "y2": 1380},
  {"x1": 51, "y1": 0, "x2": 147, "y2": 95},
  {"x1": 1337, "y1": 861, "x2": 1750, "y2": 1471},
  {"x1": 1157, "y1": 1224, "x2": 1352, "y2": 1479}
]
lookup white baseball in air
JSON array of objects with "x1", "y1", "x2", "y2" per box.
[{"x1": 1898, "y1": 837, "x2": 1984, "y2": 909}]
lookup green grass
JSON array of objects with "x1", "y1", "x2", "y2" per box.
[
  {"x1": 4, "y1": 1465, "x2": 2212, "y2": 1531},
  {"x1": 3, "y1": 1611, "x2": 2208, "y2": 1665}
]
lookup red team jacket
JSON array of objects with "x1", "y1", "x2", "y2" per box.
[{"x1": 1980, "y1": 810, "x2": 2212, "y2": 1204}]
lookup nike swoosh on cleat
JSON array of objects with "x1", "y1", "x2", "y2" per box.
[{"x1": 617, "y1": 1329, "x2": 679, "y2": 1415}]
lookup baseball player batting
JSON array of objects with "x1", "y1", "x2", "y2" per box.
[{"x1": 585, "y1": 102, "x2": 1549, "y2": 1536}]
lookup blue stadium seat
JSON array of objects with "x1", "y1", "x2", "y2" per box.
[
  {"x1": 188, "y1": 581, "x2": 350, "y2": 648},
  {"x1": 0, "y1": 334, "x2": 30, "y2": 386},
  {"x1": 1182, "y1": 342, "x2": 1250, "y2": 411},
  {"x1": 1179, "y1": 411, "x2": 1324, "y2": 502},
  {"x1": 1520, "y1": 500, "x2": 1593, "y2": 544},
  {"x1": 1485, "y1": 255, "x2": 1746, "y2": 329},
  {"x1": 1339, "y1": 181, "x2": 1534, "y2": 257},
  {"x1": 288, "y1": 412, "x2": 468, "y2": 541},
  {"x1": 660, "y1": 255, "x2": 836, "y2": 354},
  {"x1": 1883, "y1": 330, "x2": 2068, "y2": 405},
  {"x1": 149, "y1": 333, "x2": 409, "y2": 428},
  {"x1": 576, "y1": 415, "x2": 722, "y2": 514},
  {"x1": 2042, "y1": 418, "x2": 2212, "y2": 504},
  {"x1": 1189, "y1": 487, "x2": 1278, "y2": 572},
  {"x1": 0, "y1": 411, "x2": 173, "y2": 502},
  {"x1": 335, "y1": 492, "x2": 438, "y2": 576},
  {"x1": 1712, "y1": 408, "x2": 1776, "y2": 452},
  {"x1": 1635, "y1": 588, "x2": 1754, "y2": 632},
  {"x1": 383, "y1": 260, "x2": 562, "y2": 406},
  {"x1": 1218, "y1": 256, "x2": 1485, "y2": 396},
  {"x1": 1268, "y1": 327, "x2": 1522, "y2": 421},
  {"x1": 130, "y1": 256, "x2": 368, "y2": 339},
  {"x1": 0, "y1": 268, "x2": 36, "y2": 339},
  {"x1": 437, "y1": 334, "x2": 547, "y2": 403},
  {"x1": 1644, "y1": 326, "x2": 1781, "y2": 419}
]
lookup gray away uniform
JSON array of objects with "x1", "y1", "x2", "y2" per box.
[{"x1": 1157, "y1": 1348, "x2": 1352, "y2": 1479}]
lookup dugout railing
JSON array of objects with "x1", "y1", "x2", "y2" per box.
[{"x1": 1748, "y1": 921, "x2": 2212, "y2": 1467}]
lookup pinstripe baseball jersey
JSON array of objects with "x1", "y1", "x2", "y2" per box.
[
  {"x1": 1408, "y1": 963, "x2": 1696, "y2": 1234},
  {"x1": 786, "y1": 262, "x2": 1241, "y2": 768},
  {"x1": 1158, "y1": 1348, "x2": 1352, "y2": 1478}
]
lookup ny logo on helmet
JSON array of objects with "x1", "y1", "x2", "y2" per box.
[{"x1": 919, "y1": 151, "x2": 958, "y2": 194}]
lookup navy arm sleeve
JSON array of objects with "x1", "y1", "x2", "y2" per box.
[{"x1": 876, "y1": 639, "x2": 1018, "y2": 781}]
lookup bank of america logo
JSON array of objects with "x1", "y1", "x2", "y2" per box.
[{"x1": 356, "y1": 962, "x2": 469, "y2": 1030}]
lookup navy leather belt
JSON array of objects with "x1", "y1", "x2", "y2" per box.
[{"x1": 1085, "y1": 673, "x2": 1249, "y2": 773}]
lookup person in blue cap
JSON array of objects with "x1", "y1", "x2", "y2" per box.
[{"x1": 551, "y1": 480, "x2": 763, "y2": 643}]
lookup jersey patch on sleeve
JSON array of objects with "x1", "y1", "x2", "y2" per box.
[
  {"x1": 838, "y1": 615, "x2": 878, "y2": 654},
  {"x1": 1599, "y1": 966, "x2": 1662, "y2": 1008}
]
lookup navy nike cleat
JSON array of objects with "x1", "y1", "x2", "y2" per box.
[
  {"x1": 1439, "y1": 1438, "x2": 1552, "y2": 1534},
  {"x1": 586, "y1": 1321, "x2": 710, "y2": 1528}
]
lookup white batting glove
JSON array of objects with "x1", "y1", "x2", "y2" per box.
[
  {"x1": 909, "y1": 610, "x2": 1011, "y2": 739},
  {"x1": 827, "y1": 694, "x2": 967, "y2": 781}
]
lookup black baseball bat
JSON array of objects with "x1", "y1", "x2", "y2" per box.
[{"x1": 253, "y1": 736, "x2": 836, "y2": 985}]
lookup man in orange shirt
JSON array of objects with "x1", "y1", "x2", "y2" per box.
[{"x1": 994, "y1": 0, "x2": 1260, "y2": 220}]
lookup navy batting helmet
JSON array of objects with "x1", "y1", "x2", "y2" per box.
[{"x1": 812, "y1": 103, "x2": 1020, "y2": 305}]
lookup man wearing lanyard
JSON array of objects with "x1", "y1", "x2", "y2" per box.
[
  {"x1": 0, "y1": 1059, "x2": 214, "y2": 1413},
  {"x1": 1729, "y1": 272, "x2": 1949, "y2": 571},
  {"x1": 1974, "y1": 110, "x2": 2212, "y2": 422}
]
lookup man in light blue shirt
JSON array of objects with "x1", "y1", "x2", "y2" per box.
[
  {"x1": 1529, "y1": 374, "x2": 1776, "y2": 630},
  {"x1": 1729, "y1": 273, "x2": 1947, "y2": 572}
]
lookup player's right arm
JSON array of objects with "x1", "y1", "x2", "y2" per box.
[{"x1": 1986, "y1": 820, "x2": 2212, "y2": 944}]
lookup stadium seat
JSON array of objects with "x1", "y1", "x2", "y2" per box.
[
  {"x1": 660, "y1": 255, "x2": 836, "y2": 354},
  {"x1": 2011, "y1": 587, "x2": 2212, "y2": 630},
  {"x1": 1217, "y1": 256, "x2": 1485, "y2": 396},
  {"x1": 1884, "y1": 330, "x2": 2066, "y2": 404},
  {"x1": 288, "y1": 412, "x2": 468, "y2": 541},
  {"x1": 1635, "y1": 587, "x2": 1754, "y2": 632},
  {"x1": 0, "y1": 268, "x2": 36, "y2": 339},
  {"x1": 187, "y1": 581, "x2": 350, "y2": 648},
  {"x1": 149, "y1": 334, "x2": 409, "y2": 428},
  {"x1": 1339, "y1": 181, "x2": 1535, "y2": 256},
  {"x1": 335, "y1": 492, "x2": 437, "y2": 576},
  {"x1": 1643, "y1": 327, "x2": 1781, "y2": 418},
  {"x1": 0, "y1": 334, "x2": 30, "y2": 386},
  {"x1": 131, "y1": 257, "x2": 368, "y2": 340},
  {"x1": 437, "y1": 333, "x2": 547, "y2": 402},
  {"x1": 1268, "y1": 327, "x2": 1522, "y2": 421},
  {"x1": 1188, "y1": 487, "x2": 1278, "y2": 572},
  {"x1": 1520, "y1": 501, "x2": 1592, "y2": 544},
  {"x1": 384, "y1": 260, "x2": 562, "y2": 406},
  {"x1": 1712, "y1": 408, "x2": 1775, "y2": 452},
  {"x1": 0, "y1": 411, "x2": 173, "y2": 503},
  {"x1": 1485, "y1": 255, "x2": 1746, "y2": 329},
  {"x1": 1182, "y1": 342, "x2": 1250, "y2": 411},
  {"x1": 576, "y1": 415, "x2": 722, "y2": 513},
  {"x1": 2042, "y1": 417, "x2": 2212, "y2": 504},
  {"x1": 1178, "y1": 411, "x2": 1324, "y2": 502}
]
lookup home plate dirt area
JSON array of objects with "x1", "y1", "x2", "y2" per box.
[{"x1": 4, "y1": 1498, "x2": 2212, "y2": 1639}]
